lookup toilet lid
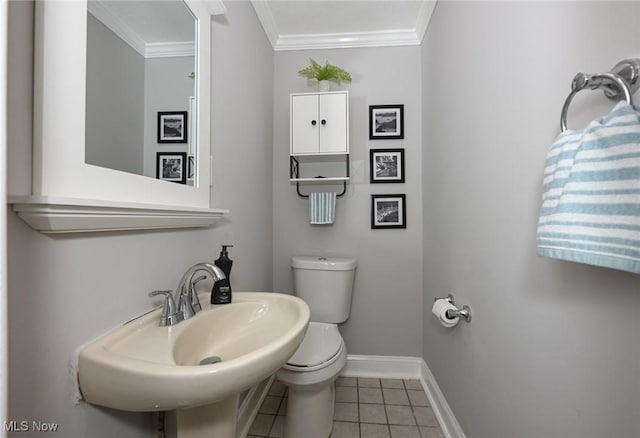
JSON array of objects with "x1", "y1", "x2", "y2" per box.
[{"x1": 287, "y1": 322, "x2": 342, "y2": 368}]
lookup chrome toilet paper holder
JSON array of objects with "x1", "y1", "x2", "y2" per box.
[{"x1": 434, "y1": 294, "x2": 472, "y2": 323}]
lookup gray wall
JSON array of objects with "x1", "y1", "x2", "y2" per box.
[
  {"x1": 272, "y1": 47, "x2": 423, "y2": 356},
  {"x1": 86, "y1": 13, "x2": 145, "y2": 175},
  {"x1": 6, "y1": 2, "x2": 272, "y2": 436},
  {"x1": 421, "y1": 2, "x2": 640, "y2": 438}
]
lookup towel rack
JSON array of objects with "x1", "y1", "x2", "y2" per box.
[
  {"x1": 560, "y1": 58, "x2": 640, "y2": 132},
  {"x1": 296, "y1": 181, "x2": 347, "y2": 198}
]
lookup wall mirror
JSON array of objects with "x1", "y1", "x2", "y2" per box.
[
  {"x1": 28, "y1": 0, "x2": 223, "y2": 211},
  {"x1": 85, "y1": 0, "x2": 197, "y2": 184}
]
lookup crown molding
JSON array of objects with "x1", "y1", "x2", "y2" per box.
[
  {"x1": 251, "y1": 1, "x2": 436, "y2": 51},
  {"x1": 145, "y1": 41, "x2": 195, "y2": 58},
  {"x1": 88, "y1": 1, "x2": 195, "y2": 58},
  {"x1": 274, "y1": 29, "x2": 421, "y2": 51},
  {"x1": 415, "y1": 0, "x2": 437, "y2": 44},
  {"x1": 250, "y1": 0, "x2": 280, "y2": 49}
]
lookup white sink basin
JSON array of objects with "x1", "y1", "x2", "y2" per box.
[{"x1": 78, "y1": 292, "x2": 310, "y2": 412}]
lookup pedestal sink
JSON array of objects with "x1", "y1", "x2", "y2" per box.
[{"x1": 78, "y1": 292, "x2": 310, "y2": 438}]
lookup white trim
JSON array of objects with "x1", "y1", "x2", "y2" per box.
[
  {"x1": 274, "y1": 29, "x2": 421, "y2": 52},
  {"x1": 8, "y1": 196, "x2": 227, "y2": 234},
  {"x1": 87, "y1": 0, "x2": 147, "y2": 57},
  {"x1": 88, "y1": 1, "x2": 195, "y2": 59},
  {"x1": 249, "y1": 0, "x2": 279, "y2": 50},
  {"x1": 415, "y1": 1, "x2": 437, "y2": 44},
  {"x1": 340, "y1": 355, "x2": 465, "y2": 438},
  {"x1": 341, "y1": 354, "x2": 422, "y2": 379},
  {"x1": 419, "y1": 360, "x2": 466, "y2": 438},
  {"x1": 250, "y1": 1, "x2": 437, "y2": 51},
  {"x1": 144, "y1": 41, "x2": 195, "y2": 59}
]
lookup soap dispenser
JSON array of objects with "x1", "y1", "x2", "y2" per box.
[{"x1": 211, "y1": 245, "x2": 233, "y2": 304}]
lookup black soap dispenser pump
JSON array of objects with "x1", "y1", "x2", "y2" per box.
[{"x1": 211, "y1": 245, "x2": 233, "y2": 304}]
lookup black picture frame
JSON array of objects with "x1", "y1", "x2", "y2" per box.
[
  {"x1": 369, "y1": 105, "x2": 404, "y2": 140},
  {"x1": 157, "y1": 111, "x2": 188, "y2": 144},
  {"x1": 370, "y1": 148, "x2": 405, "y2": 183},
  {"x1": 156, "y1": 152, "x2": 187, "y2": 184},
  {"x1": 371, "y1": 194, "x2": 406, "y2": 229}
]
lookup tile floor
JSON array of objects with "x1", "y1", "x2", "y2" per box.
[{"x1": 247, "y1": 377, "x2": 444, "y2": 438}]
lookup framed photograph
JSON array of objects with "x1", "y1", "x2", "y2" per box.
[
  {"x1": 156, "y1": 152, "x2": 186, "y2": 184},
  {"x1": 370, "y1": 148, "x2": 405, "y2": 183},
  {"x1": 371, "y1": 194, "x2": 406, "y2": 229},
  {"x1": 369, "y1": 105, "x2": 404, "y2": 140},
  {"x1": 158, "y1": 111, "x2": 188, "y2": 143}
]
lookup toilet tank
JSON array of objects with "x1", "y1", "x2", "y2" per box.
[{"x1": 291, "y1": 256, "x2": 357, "y2": 323}]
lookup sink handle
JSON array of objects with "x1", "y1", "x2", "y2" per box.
[
  {"x1": 189, "y1": 275, "x2": 206, "y2": 313},
  {"x1": 149, "y1": 290, "x2": 181, "y2": 326}
]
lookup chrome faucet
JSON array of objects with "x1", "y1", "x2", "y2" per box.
[{"x1": 149, "y1": 262, "x2": 227, "y2": 326}]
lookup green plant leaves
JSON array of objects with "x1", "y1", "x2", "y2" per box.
[{"x1": 298, "y1": 58, "x2": 352, "y2": 84}]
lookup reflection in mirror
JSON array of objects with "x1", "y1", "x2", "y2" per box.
[{"x1": 85, "y1": 0, "x2": 197, "y2": 186}]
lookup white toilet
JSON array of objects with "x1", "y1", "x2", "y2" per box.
[{"x1": 276, "y1": 255, "x2": 357, "y2": 438}]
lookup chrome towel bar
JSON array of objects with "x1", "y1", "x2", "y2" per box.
[{"x1": 560, "y1": 58, "x2": 640, "y2": 132}]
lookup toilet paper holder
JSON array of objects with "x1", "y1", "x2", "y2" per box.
[{"x1": 434, "y1": 294, "x2": 472, "y2": 322}]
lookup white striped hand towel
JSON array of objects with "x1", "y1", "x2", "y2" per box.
[
  {"x1": 536, "y1": 101, "x2": 640, "y2": 274},
  {"x1": 309, "y1": 192, "x2": 336, "y2": 225}
]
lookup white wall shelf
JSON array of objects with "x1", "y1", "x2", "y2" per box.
[
  {"x1": 289, "y1": 91, "x2": 350, "y2": 198},
  {"x1": 9, "y1": 196, "x2": 228, "y2": 234}
]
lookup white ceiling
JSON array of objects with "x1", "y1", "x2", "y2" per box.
[{"x1": 250, "y1": 0, "x2": 437, "y2": 51}]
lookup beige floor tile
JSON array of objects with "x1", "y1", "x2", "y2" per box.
[
  {"x1": 412, "y1": 406, "x2": 439, "y2": 427},
  {"x1": 361, "y1": 423, "x2": 391, "y2": 438},
  {"x1": 383, "y1": 388, "x2": 410, "y2": 405},
  {"x1": 330, "y1": 421, "x2": 360, "y2": 438},
  {"x1": 381, "y1": 378, "x2": 405, "y2": 389},
  {"x1": 403, "y1": 380, "x2": 422, "y2": 390},
  {"x1": 390, "y1": 424, "x2": 421, "y2": 438},
  {"x1": 359, "y1": 387, "x2": 384, "y2": 403},
  {"x1": 336, "y1": 376, "x2": 357, "y2": 387},
  {"x1": 419, "y1": 426, "x2": 445, "y2": 438},
  {"x1": 248, "y1": 414, "x2": 274, "y2": 436},
  {"x1": 336, "y1": 385, "x2": 358, "y2": 403},
  {"x1": 258, "y1": 396, "x2": 282, "y2": 415},
  {"x1": 277, "y1": 397, "x2": 287, "y2": 415},
  {"x1": 359, "y1": 403, "x2": 387, "y2": 424},
  {"x1": 269, "y1": 380, "x2": 287, "y2": 396},
  {"x1": 407, "y1": 390, "x2": 429, "y2": 406},
  {"x1": 385, "y1": 405, "x2": 416, "y2": 426},
  {"x1": 334, "y1": 402, "x2": 359, "y2": 422},
  {"x1": 269, "y1": 415, "x2": 285, "y2": 438},
  {"x1": 358, "y1": 377, "x2": 381, "y2": 388}
]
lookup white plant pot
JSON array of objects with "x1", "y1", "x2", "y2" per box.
[{"x1": 318, "y1": 80, "x2": 331, "y2": 92}]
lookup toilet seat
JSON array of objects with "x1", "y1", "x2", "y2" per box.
[{"x1": 283, "y1": 322, "x2": 343, "y2": 372}]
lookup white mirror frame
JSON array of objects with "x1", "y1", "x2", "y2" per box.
[{"x1": 10, "y1": 0, "x2": 227, "y2": 233}]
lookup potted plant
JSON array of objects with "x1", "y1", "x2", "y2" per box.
[{"x1": 298, "y1": 58, "x2": 352, "y2": 91}]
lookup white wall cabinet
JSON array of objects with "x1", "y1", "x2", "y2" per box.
[
  {"x1": 290, "y1": 91, "x2": 349, "y2": 155},
  {"x1": 290, "y1": 91, "x2": 349, "y2": 187}
]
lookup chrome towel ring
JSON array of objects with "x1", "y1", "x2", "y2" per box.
[{"x1": 560, "y1": 59, "x2": 640, "y2": 132}]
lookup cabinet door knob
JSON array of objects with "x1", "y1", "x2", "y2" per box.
[
  {"x1": 321, "y1": 119, "x2": 327, "y2": 125},
  {"x1": 311, "y1": 120, "x2": 317, "y2": 126}
]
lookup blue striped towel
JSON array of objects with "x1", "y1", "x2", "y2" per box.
[
  {"x1": 536, "y1": 101, "x2": 640, "y2": 274},
  {"x1": 309, "y1": 192, "x2": 336, "y2": 225}
]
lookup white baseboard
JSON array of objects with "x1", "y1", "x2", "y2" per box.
[
  {"x1": 341, "y1": 354, "x2": 465, "y2": 438},
  {"x1": 341, "y1": 354, "x2": 423, "y2": 379}
]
